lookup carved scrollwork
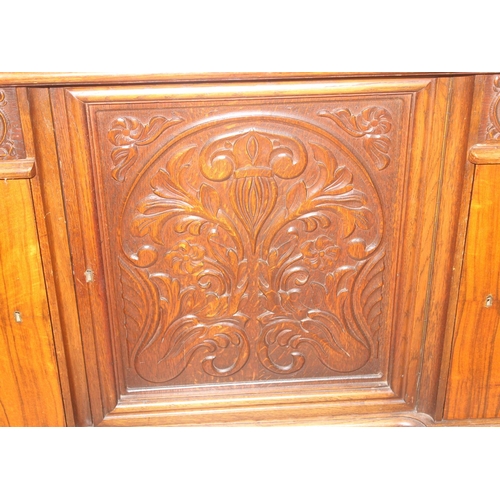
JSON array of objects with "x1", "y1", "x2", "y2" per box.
[
  {"x1": 199, "y1": 130, "x2": 308, "y2": 248},
  {"x1": 0, "y1": 90, "x2": 17, "y2": 160},
  {"x1": 486, "y1": 77, "x2": 500, "y2": 140},
  {"x1": 108, "y1": 115, "x2": 183, "y2": 181},
  {"x1": 118, "y1": 120, "x2": 386, "y2": 383},
  {"x1": 256, "y1": 143, "x2": 381, "y2": 374},
  {"x1": 318, "y1": 107, "x2": 392, "y2": 170}
]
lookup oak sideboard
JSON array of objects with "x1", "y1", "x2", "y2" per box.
[{"x1": 1, "y1": 72, "x2": 499, "y2": 426}]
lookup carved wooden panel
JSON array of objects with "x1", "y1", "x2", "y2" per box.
[
  {"x1": 0, "y1": 88, "x2": 26, "y2": 160},
  {"x1": 84, "y1": 95, "x2": 409, "y2": 390},
  {"x1": 55, "y1": 79, "x2": 464, "y2": 424},
  {"x1": 476, "y1": 74, "x2": 500, "y2": 141}
]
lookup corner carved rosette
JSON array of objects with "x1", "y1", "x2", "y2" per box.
[
  {"x1": 118, "y1": 123, "x2": 386, "y2": 384},
  {"x1": 486, "y1": 77, "x2": 500, "y2": 140},
  {"x1": 318, "y1": 107, "x2": 392, "y2": 170},
  {"x1": 0, "y1": 90, "x2": 17, "y2": 160},
  {"x1": 107, "y1": 115, "x2": 183, "y2": 181}
]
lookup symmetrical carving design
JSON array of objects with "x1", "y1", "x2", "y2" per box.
[
  {"x1": 318, "y1": 107, "x2": 392, "y2": 170},
  {"x1": 116, "y1": 121, "x2": 386, "y2": 384},
  {"x1": 199, "y1": 130, "x2": 308, "y2": 248},
  {"x1": 486, "y1": 77, "x2": 500, "y2": 140},
  {"x1": 108, "y1": 115, "x2": 183, "y2": 181},
  {"x1": 0, "y1": 90, "x2": 17, "y2": 160}
]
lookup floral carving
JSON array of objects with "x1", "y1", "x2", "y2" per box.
[
  {"x1": 300, "y1": 236, "x2": 339, "y2": 270},
  {"x1": 108, "y1": 115, "x2": 183, "y2": 181},
  {"x1": 486, "y1": 77, "x2": 500, "y2": 140},
  {"x1": 318, "y1": 107, "x2": 392, "y2": 170},
  {"x1": 0, "y1": 91, "x2": 17, "y2": 160},
  {"x1": 199, "y1": 130, "x2": 307, "y2": 247},
  {"x1": 257, "y1": 143, "x2": 380, "y2": 374},
  {"x1": 165, "y1": 241, "x2": 205, "y2": 275},
  {"x1": 120, "y1": 122, "x2": 385, "y2": 383}
]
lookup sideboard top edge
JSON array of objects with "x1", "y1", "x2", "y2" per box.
[{"x1": 0, "y1": 72, "x2": 490, "y2": 87}]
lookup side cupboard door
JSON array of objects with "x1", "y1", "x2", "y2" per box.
[{"x1": 51, "y1": 78, "x2": 473, "y2": 425}]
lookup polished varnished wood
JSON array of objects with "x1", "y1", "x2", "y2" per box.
[
  {"x1": 26, "y1": 87, "x2": 90, "y2": 426},
  {"x1": 0, "y1": 159, "x2": 35, "y2": 179},
  {"x1": 445, "y1": 162, "x2": 500, "y2": 419},
  {"x1": 0, "y1": 180, "x2": 65, "y2": 426},
  {"x1": 1, "y1": 72, "x2": 500, "y2": 426},
  {"x1": 0, "y1": 88, "x2": 26, "y2": 159},
  {"x1": 45, "y1": 76, "x2": 482, "y2": 426},
  {"x1": 414, "y1": 77, "x2": 476, "y2": 417},
  {"x1": 0, "y1": 72, "x2": 482, "y2": 87},
  {"x1": 469, "y1": 143, "x2": 500, "y2": 164}
]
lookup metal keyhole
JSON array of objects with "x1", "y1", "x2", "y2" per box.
[{"x1": 485, "y1": 295, "x2": 494, "y2": 308}]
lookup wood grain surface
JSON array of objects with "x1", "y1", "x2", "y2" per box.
[
  {"x1": 0, "y1": 72, "x2": 482, "y2": 87},
  {"x1": 1, "y1": 72, "x2": 497, "y2": 426},
  {"x1": 48, "y1": 77, "x2": 473, "y2": 425},
  {"x1": 445, "y1": 162, "x2": 500, "y2": 419},
  {"x1": 0, "y1": 180, "x2": 65, "y2": 426}
]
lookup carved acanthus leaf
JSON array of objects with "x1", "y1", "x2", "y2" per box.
[
  {"x1": 318, "y1": 107, "x2": 392, "y2": 170},
  {"x1": 108, "y1": 115, "x2": 183, "y2": 181},
  {"x1": 487, "y1": 77, "x2": 500, "y2": 140},
  {"x1": 0, "y1": 90, "x2": 17, "y2": 160},
  {"x1": 121, "y1": 121, "x2": 385, "y2": 382}
]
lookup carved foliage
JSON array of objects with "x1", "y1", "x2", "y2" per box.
[
  {"x1": 318, "y1": 107, "x2": 392, "y2": 170},
  {"x1": 199, "y1": 130, "x2": 308, "y2": 248},
  {"x1": 257, "y1": 143, "x2": 381, "y2": 374},
  {"x1": 108, "y1": 115, "x2": 183, "y2": 181},
  {"x1": 118, "y1": 124, "x2": 386, "y2": 383},
  {"x1": 123, "y1": 145, "x2": 250, "y2": 382},
  {"x1": 487, "y1": 77, "x2": 500, "y2": 140},
  {"x1": 0, "y1": 90, "x2": 17, "y2": 160}
]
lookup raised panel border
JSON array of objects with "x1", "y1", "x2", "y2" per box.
[{"x1": 47, "y1": 77, "x2": 476, "y2": 426}]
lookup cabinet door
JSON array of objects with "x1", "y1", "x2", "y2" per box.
[
  {"x1": 0, "y1": 88, "x2": 65, "y2": 426},
  {"x1": 52, "y1": 79, "x2": 471, "y2": 425}
]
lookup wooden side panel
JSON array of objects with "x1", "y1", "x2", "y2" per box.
[
  {"x1": 445, "y1": 164, "x2": 500, "y2": 419},
  {"x1": 0, "y1": 180, "x2": 65, "y2": 426}
]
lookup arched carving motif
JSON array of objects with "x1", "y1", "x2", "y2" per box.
[{"x1": 114, "y1": 115, "x2": 386, "y2": 383}]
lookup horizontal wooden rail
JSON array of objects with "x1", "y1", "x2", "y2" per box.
[
  {"x1": 0, "y1": 159, "x2": 36, "y2": 179},
  {"x1": 469, "y1": 143, "x2": 500, "y2": 164}
]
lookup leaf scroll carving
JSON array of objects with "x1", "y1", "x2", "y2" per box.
[
  {"x1": 256, "y1": 143, "x2": 381, "y2": 374},
  {"x1": 108, "y1": 115, "x2": 183, "y2": 181},
  {"x1": 318, "y1": 107, "x2": 392, "y2": 170},
  {"x1": 0, "y1": 90, "x2": 17, "y2": 160},
  {"x1": 486, "y1": 77, "x2": 500, "y2": 140},
  {"x1": 125, "y1": 144, "x2": 250, "y2": 382},
  {"x1": 118, "y1": 121, "x2": 386, "y2": 384}
]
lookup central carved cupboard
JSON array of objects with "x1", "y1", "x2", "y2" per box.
[{"x1": 2, "y1": 73, "x2": 499, "y2": 426}]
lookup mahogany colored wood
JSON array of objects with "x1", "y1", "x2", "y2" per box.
[
  {"x1": 0, "y1": 179, "x2": 65, "y2": 426},
  {"x1": 26, "y1": 87, "x2": 92, "y2": 426},
  {"x1": 2, "y1": 72, "x2": 500, "y2": 426},
  {"x1": 414, "y1": 76, "x2": 476, "y2": 417},
  {"x1": 469, "y1": 143, "x2": 500, "y2": 164},
  {"x1": 47, "y1": 76, "x2": 482, "y2": 426},
  {"x1": 0, "y1": 159, "x2": 35, "y2": 179},
  {"x1": 0, "y1": 88, "x2": 26, "y2": 159},
  {"x1": 444, "y1": 161, "x2": 500, "y2": 419},
  {"x1": 0, "y1": 72, "x2": 483, "y2": 87}
]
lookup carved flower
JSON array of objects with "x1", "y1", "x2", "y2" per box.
[
  {"x1": 359, "y1": 107, "x2": 392, "y2": 135},
  {"x1": 300, "y1": 236, "x2": 339, "y2": 270},
  {"x1": 108, "y1": 117, "x2": 145, "y2": 146},
  {"x1": 165, "y1": 241, "x2": 205, "y2": 275}
]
